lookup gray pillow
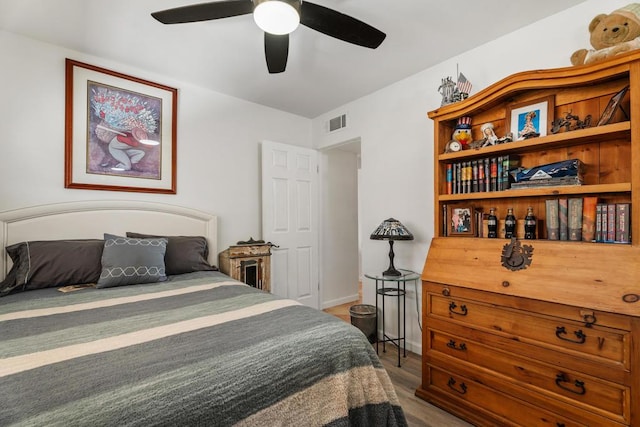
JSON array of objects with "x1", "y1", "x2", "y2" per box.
[
  {"x1": 126, "y1": 232, "x2": 217, "y2": 275},
  {"x1": 97, "y1": 234, "x2": 168, "y2": 289},
  {"x1": 1, "y1": 239, "x2": 104, "y2": 297}
]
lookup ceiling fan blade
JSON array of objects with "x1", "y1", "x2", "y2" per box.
[
  {"x1": 264, "y1": 33, "x2": 289, "y2": 74},
  {"x1": 300, "y1": 2, "x2": 385, "y2": 49},
  {"x1": 151, "y1": 0, "x2": 253, "y2": 24}
]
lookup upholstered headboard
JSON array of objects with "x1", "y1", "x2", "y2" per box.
[{"x1": 0, "y1": 201, "x2": 218, "y2": 281}]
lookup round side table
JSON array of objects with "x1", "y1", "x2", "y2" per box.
[{"x1": 365, "y1": 269, "x2": 420, "y2": 367}]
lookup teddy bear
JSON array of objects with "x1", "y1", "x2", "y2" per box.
[{"x1": 571, "y1": 3, "x2": 640, "y2": 66}]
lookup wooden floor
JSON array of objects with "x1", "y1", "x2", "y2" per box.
[{"x1": 324, "y1": 299, "x2": 472, "y2": 427}]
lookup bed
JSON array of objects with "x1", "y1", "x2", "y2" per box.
[{"x1": 0, "y1": 201, "x2": 406, "y2": 426}]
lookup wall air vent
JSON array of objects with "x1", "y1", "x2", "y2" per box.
[{"x1": 327, "y1": 114, "x2": 347, "y2": 133}]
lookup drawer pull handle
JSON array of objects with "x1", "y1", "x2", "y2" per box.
[
  {"x1": 442, "y1": 288, "x2": 451, "y2": 297},
  {"x1": 448, "y1": 302, "x2": 468, "y2": 316},
  {"x1": 446, "y1": 340, "x2": 467, "y2": 351},
  {"x1": 555, "y1": 326, "x2": 586, "y2": 344},
  {"x1": 555, "y1": 373, "x2": 586, "y2": 395},
  {"x1": 447, "y1": 377, "x2": 467, "y2": 395},
  {"x1": 582, "y1": 312, "x2": 597, "y2": 328}
]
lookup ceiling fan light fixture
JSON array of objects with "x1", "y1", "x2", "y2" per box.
[{"x1": 253, "y1": 0, "x2": 300, "y2": 35}]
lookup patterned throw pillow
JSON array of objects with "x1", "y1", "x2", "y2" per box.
[{"x1": 96, "y1": 234, "x2": 168, "y2": 289}]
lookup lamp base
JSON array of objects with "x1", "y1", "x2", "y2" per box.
[
  {"x1": 382, "y1": 240, "x2": 401, "y2": 276},
  {"x1": 382, "y1": 267, "x2": 402, "y2": 277}
]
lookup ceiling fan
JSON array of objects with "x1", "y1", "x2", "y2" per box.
[{"x1": 151, "y1": 0, "x2": 386, "y2": 74}]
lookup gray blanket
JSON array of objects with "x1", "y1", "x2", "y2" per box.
[{"x1": 0, "y1": 272, "x2": 406, "y2": 426}]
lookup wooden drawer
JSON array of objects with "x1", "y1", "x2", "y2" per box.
[
  {"x1": 424, "y1": 365, "x2": 591, "y2": 427},
  {"x1": 428, "y1": 328, "x2": 631, "y2": 424},
  {"x1": 426, "y1": 284, "x2": 631, "y2": 368}
]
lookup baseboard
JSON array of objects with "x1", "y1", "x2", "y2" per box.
[{"x1": 322, "y1": 294, "x2": 360, "y2": 309}]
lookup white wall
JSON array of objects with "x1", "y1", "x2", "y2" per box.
[
  {"x1": 0, "y1": 30, "x2": 312, "y2": 253},
  {"x1": 312, "y1": 0, "x2": 630, "y2": 353}
]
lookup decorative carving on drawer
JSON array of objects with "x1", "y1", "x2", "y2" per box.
[
  {"x1": 500, "y1": 237, "x2": 533, "y2": 271},
  {"x1": 555, "y1": 326, "x2": 586, "y2": 344}
]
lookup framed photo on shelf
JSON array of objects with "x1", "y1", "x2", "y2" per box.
[
  {"x1": 64, "y1": 58, "x2": 178, "y2": 194},
  {"x1": 506, "y1": 96, "x2": 555, "y2": 141},
  {"x1": 448, "y1": 205, "x2": 475, "y2": 236},
  {"x1": 597, "y1": 86, "x2": 629, "y2": 126}
]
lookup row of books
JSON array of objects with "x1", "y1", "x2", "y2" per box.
[
  {"x1": 446, "y1": 155, "x2": 520, "y2": 194},
  {"x1": 545, "y1": 198, "x2": 630, "y2": 243}
]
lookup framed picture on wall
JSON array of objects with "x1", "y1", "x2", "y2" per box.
[
  {"x1": 64, "y1": 59, "x2": 178, "y2": 194},
  {"x1": 506, "y1": 96, "x2": 555, "y2": 141}
]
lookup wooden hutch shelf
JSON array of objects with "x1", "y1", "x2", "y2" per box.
[
  {"x1": 416, "y1": 51, "x2": 640, "y2": 427},
  {"x1": 438, "y1": 120, "x2": 631, "y2": 162},
  {"x1": 439, "y1": 183, "x2": 632, "y2": 201}
]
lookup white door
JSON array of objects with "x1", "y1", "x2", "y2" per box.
[{"x1": 261, "y1": 140, "x2": 319, "y2": 308}]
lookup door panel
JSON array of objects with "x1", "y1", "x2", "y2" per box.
[{"x1": 262, "y1": 140, "x2": 318, "y2": 308}]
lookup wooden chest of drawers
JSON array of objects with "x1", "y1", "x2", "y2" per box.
[
  {"x1": 415, "y1": 236, "x2": 640, "y2": 426},
  {"x1": 420, "y1": 281, "x2": 635, "y2": 426}
]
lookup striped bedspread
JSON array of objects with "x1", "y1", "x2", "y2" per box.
[{"x1": 0, "y1": 272, "x2": 407, "y2": 426}]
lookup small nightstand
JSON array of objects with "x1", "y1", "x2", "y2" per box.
[
  {"x1": 365, "y1": 269, "x2": 420, "y2": 367},
  {"x1": 219, "y1": 239, "x2": 272, "y2": 292}
]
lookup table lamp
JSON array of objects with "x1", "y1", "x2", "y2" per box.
[{"x1": 370, "y1": 218, "x2": 414, "y2": 276}]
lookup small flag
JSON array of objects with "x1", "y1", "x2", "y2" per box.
[{"x1": 457, "y1": 73, "x2": 472, "y2": 95}]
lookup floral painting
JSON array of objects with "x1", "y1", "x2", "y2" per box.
[
  {"x1": 65, "y1": 59, "x2": 177, "y2": 194},
  {"x1": 88, "y1": 84, "x2": 162, "y2": 179}
]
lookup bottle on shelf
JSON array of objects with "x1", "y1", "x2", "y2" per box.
[
  {"x1": 505, "y1": 208, "x2": 516, "y2": 239},
  {"x1": 524, "y1": 206, "x2": 536, "y2": 240},
  {"x1": 487, "y1": 208, "x2": 498, "y2": 238}
]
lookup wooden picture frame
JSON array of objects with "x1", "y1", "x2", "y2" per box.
[
  {"x1": 597, "y1": 86, "x2": 629, "y2": 126},
  {"x1": 448, "y1": 205, "x2": 475, "y2": 236},
  {"x1": 65, "y1": 59, "x2": 178, "y2": 194},
  {"x1": 505, "y1": 96, "x2": 554, "y2": 141}
]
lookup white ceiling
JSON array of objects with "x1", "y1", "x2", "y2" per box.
[{"x1": 0, "y1": 0, "x2": 586, "y2": 118}]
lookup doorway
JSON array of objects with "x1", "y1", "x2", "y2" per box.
[{"x1": 319, "y1": 138, "x2": 361, "y2": 309}]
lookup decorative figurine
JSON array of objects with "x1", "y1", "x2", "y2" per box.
[
  {"x1": 438, "y1": 71, "x2": 472, "y2": 106},
  {"x1": 550, "y1": 112, "x2": 593, "y2": 134},
  {"x1": 497, "y1": 132, "x2": 514, "y2": 143},
  {"x1": 445, "y1": 117, "x2": 473, "y2": 152},
  {"x1": 453, "y1": 117, "x2": 473, "y2": 147},
  {"x1": 480, "y1": 123, "x2": 499, "y2": 147}
]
